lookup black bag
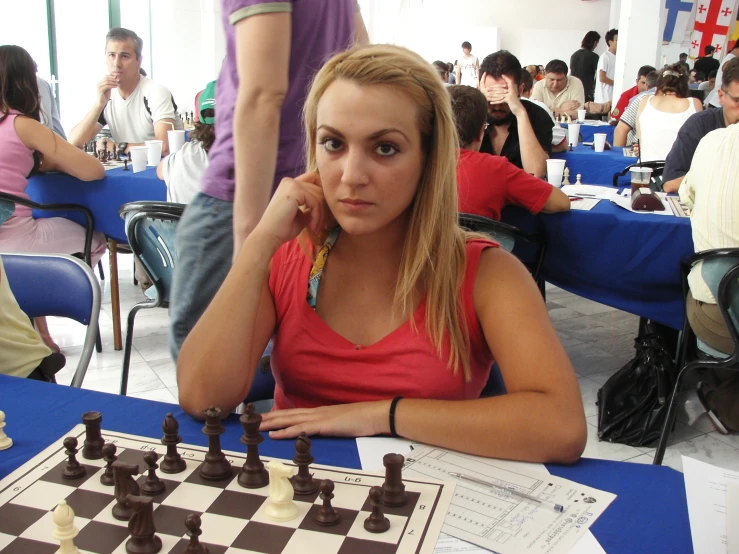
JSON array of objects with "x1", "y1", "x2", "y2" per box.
[{"x1": 597, "y1": 329, "x2": 675, "y2": 447}]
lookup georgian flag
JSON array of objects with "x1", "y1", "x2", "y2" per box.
[{"x1": 690, "y1": 0, "x2": 739, "y2": 58}]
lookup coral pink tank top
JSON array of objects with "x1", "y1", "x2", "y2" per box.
[
  {"x1": 267, "y1": 238, "x2": 497, "y2": 409},
  {"x1": 0, "y1": 111, "x2": 35, "y2": 217}
]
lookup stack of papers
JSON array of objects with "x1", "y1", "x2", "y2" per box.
[{"x1": 561, "y1": 184, "x2": 614, "y2": 199}]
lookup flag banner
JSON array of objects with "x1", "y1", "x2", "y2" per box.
[
  {"x1": 663, "y1": 0, "x2": 696, "y2": 42},
  {"x1": 690, "y1": 0, "x2": 739, "y2": 57}
]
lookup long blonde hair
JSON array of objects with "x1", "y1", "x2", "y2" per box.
[{"x1": 302, "y1": 44, "x2": 473, "y2": 380}]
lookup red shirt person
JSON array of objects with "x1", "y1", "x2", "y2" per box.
[{"x1": 611, "y1": 65, "x2": 656, "y2": 121}]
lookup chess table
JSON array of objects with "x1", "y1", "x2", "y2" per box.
[{"x1": 0, "y1": 375, "x2": 694, "y2": 553}]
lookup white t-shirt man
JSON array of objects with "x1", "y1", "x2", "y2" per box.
[
  {"x1": 160, "y1": 141, "x2": 208, "y2": 204},
  {"x1": 458, "y1": 55, "x2": 479, "y2": 87},
  {"x1": 594, "y1": 51, "x2": 616, "y2": 103},
  {"x1": 98, "y1": 76, "x2": 181, "y2": 143},
  {"x1": 706, "y1": 52, "x2": 736, "y2": 108}
]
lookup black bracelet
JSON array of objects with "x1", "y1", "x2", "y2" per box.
[{"x1": 389, "y1": 396, "x2": 403, "y2": 437}]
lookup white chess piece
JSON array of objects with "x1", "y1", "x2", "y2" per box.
[
  {"x1": 52, "y1": 500, "x2": 80, "y2": 554},
  {"x1": 576, "y1": 174, "x2": 582, "y2": 185},
  {"x1": 0, "y1": 411, "x2": 12, "y2": 450},
  {"x1": 562, "y1": 167, "x2": 570, "y2": 186},
  {"x1": 265, "y1": 461, "x2": 299, "y2": 522}
]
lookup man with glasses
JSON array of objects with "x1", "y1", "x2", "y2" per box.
[{"x1": 662, "y1": 59, "x2": 739, "y2": 193}]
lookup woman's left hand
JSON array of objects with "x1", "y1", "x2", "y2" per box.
[{"x1": 259, "y1": 401, "x2": 391, "y2": 440}]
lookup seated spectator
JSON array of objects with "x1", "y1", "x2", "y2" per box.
[
  {"x1": 689, "y1": 71, "x2": 705, "y2": 90},
  {"x1": 525, "y1": 65, "x2": 539, "y2": 80},
  {"x1": 519, "y1": 69, "x2": 567, "y2": 152},
  {"x1": 698, "y1": 70, "x2": 717, "y2": 93},
  {"x1": 679, "y1": 122, "x2": 739, "y2": 434},
  {"x1": 477, "y1": 50, "x2": 554, "y2": 178},
  {"x1": 447, "y1": 62, "x2": 456, "y2": 84},
  {"x1": 449, "y1": 85, "x2": 569, "y2": 220},
  {"x1": 636, "y1": 65, "x2": 702, "y2": 162},
  {"x1": 432, "y1": 60, "x2": 450, "y2": 84},
  {"x1": 157, "y1": 81, "x2": 216, "y2": 204},
  {"x1": 611, "y1": 64, "x2": 656, "y2": 121},
  {"x1": 531, "y1": 60, "x2": 585, "y2": 120},
  {"x1": 0, "y1": 45, "x2": 106, "y2": 352},
  {"x1": 613, "y1": 70, "x2": 659, "y2": 146},
  {"x1": 663, "y1": 59, "x2": 739, "y2": 192}
]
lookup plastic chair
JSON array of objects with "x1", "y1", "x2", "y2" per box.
[
  {"x1": 118, "y1": 201, "x2": 184, "y2": 395},
  {"x1": 1, "y1": 253, "x2": 101, "y2": 388},
  {"x1": 611, "y1": 160, "x2": 666, "y2": 191},
  {"x1": 652, "y1": 248, "x2": 739, "y2": 464}
]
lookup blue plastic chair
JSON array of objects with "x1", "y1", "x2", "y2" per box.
[
  {"x1": 1, "y1": 253, "x2": 101, "y2": 387},
  {"x1": 653, "y1": 248, "x2": 739, "y2": 464}
]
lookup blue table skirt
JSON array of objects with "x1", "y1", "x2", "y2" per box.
[
  {"x1": 562, "y1": 122, "x2": 615, "y2": 144},
  {"x1": 27, "y1": 167, "x2": 166, "y2": 244},
  {"x1": 553, "y1": 144, "x2": 635, "y2": 186},
  {"x1": 0, "y1": 375, "x2": 692, "y2": 553},
  {"x1": 503, "y1": 194, "x2": 694, "y2": 330}
]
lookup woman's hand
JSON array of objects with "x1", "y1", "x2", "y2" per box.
[
  {"x1": 259, "y1": 401, "x2": 391, "y2": 440},
  {"x1": 250, "y1": 171, "x2": 328, "y2": 251}
]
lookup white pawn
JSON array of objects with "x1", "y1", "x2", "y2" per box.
[
  {"x1": 0, "y1": 411, "x2": 12, "y2": 450},
  {"x1": 562, "y1": 167, "x2": 570, "y2": 186},
  {"x1": 265, "y1": 461, "x2": 298, "y2": 522},
  {"x1": 576, "y1": 174, "x2": 582, "y2": 185},
  {"x1": 52, "y1": 500, "x2": 80, "y2": 554}
]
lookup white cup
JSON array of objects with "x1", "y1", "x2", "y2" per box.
[
  {"x1": 629, "y1": 166, "x2": 653, "y2": 188},
  {"x1": 167, "y1": 130, "x2": 185, "y2": 154},
  {"x1": 145, "y1": 140, "x2": 163, "y2": 166},
  {"x1": 594, "y1": 133, "x2": 607, "y2": 153},
  {"x1": 546, "y1": 159, "x2": 566, "y2": 187},
  {"x1": 577, "y1": 109, "x2": 586, "y2": 123},
  {"x1": 129, "y1": 146, "x2": 148, "y2": 173},
  {"x1": 568, "y1": 123, "x2": 581, "y2": 147}
]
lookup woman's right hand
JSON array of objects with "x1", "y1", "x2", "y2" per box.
[{"x1": 251, "y1": 171, "x2": 327, "y2": 252}]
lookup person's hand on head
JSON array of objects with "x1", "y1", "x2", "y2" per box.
[
  {"x1": 501, "y1": 75, "x2": 525, "y2": 116},
  {"x1": 249, "y1": 171, "x2": 328, "y2": 254},
  {"x1": 97, "y1": 75, "x2": 118, "y2": 108},
  {"x1": 479, "y1": 71, "x2": 506, "y2": 104}
]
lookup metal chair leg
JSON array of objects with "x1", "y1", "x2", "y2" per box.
[
  {"x1": 95, "y1": 325, "x2": 103, "y2": 353},
  {"x1": 120, "y1": 302, "x2": 148, "y2": 396},
  {"x1": 653, "y1": 363, "x2": 695, "y2": 465},
  {"x1": 97, "y1": 260, "x2": 105, "y2": 281}
]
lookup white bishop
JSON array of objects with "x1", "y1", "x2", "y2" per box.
[{"x1": 52, "y1": 500, "x2": 80, "y2": 554}]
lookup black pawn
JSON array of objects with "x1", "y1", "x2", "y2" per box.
[
  {"x1": 291, "y1": 433, "x2": 317, "y2": 495},
  {"x1": 183, "y1": 513, "x2": 210, "y2": 554},
  {"x1": 315, "y1": 480, "x2": 340, "y2": 526},
  {"x1": 198, "y1": 407, "x2": 232, "y2": 481},
  {"x1": 100, "y1": 443, "x2": 118, "y2": 486},
  {"x1": 364, "y1": 486, "x2": 390, "y2": 533},
  {"x1": 82, "y1": 411, "x2": 104, "y2": 460},
  {"x1": 238, "y1": 403, "x2": 268, "y2": 488},
  {"x1": 141, "y1": 451, "x2": 166, "y2": 496},
  {"x1": 123, "y1": 159, "x2": 129, "y2": 171},
  {"x1": 62, "y1": 437, "x2": 86, "y2": 480},
  {"x1": 160, "y1": 413, "x2": 186, "y2": 474},
  {"x1": 381, "y1": 453, "x2": 407, "y2": 507}
]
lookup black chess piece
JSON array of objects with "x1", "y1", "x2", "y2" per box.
[
  {"x1": 125, "y1": 494, "x2": 162, "y2": 554},
  {"x1": 183, "y1": 514, "x2": 210, "y2": 554},
  {"x1": 364, "y1": 486, "x2": 390, "y2": 533},
  {"x1": 141, "y1": 451, "x2": 166, "y2": 496},
  {"x1": 82, "y1": 411, "x2": 104, "y2": 460},
  {"x1": 238, "y1": 403, "x2": 268, "y2": 488},
  {"x1": 198, "y1": 407, "x2": 232, "y2": 481},
  {"x1": 100, "y1": 442, "x2": 118, "y2": 486},
  {"x1": 123, "y1": 158, "x2": 129, "y2": 171},
  {"x1": 160, "y1": 413, "x2": 186, "y2": 474},
  {"x1": 290, "y1": 432, "x2": 317, "y2": 495},
  {"x1": 381, "y1": 453, "x2": 407, "y2": 507},
  {"x1": 315, "y1": 480, "x2": 340, "y2": 526},
  {"x1": 113, "y1": 462, "x2": 141, "y2": 521},
  {"x1": 62, "y1": 436, "x2": 86, "y2": 480},
  {"x1": 569, "y1": 142, "x2": 574, "y2": 152}
]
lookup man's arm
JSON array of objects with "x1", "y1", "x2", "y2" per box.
[
  {"x1": 613, "y1": 121, "x2": 630, "y2": 146},
  {"x1": 598, "y1": 69, "x2": 614, "y2": 86},
  {"x1": 67, "y1": 75, "x2": 117, "y2": 147},
  {"x1": 232, "y1": 11, "x2": 292, "y2": 260},
  {"x1": 154, "y1": 119, "x2": 176, "y2": 156}
]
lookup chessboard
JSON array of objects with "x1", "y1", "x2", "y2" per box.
[
  {"x1": 101, "y1": 160, "x2": 127, "y2": 172},
  {"x1": 0, "y1": 416, "x2": 453, "y2": 554},
  {"x1": 666, "y1": 196, "x2": 691, "y2": 218}
]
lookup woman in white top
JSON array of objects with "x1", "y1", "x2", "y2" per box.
[
  {"x1": 636, "y1": 65, "x2": 702, "y2": 162},
  {"x1": 455, "y1": 41, "x2": 479, "y2": 87}
]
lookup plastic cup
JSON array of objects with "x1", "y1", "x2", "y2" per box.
[
  {"x1": 594, "y1": 133, "x2": 607, "y2": 152},
  {"x1": 629, "y1": 166, "x2": 653, "y2": 192},
  {"x1": 130, "y1": 146, "x2": 148, "y2": 173},
  {"x1": 577, "y1": 109, "x2": 586, "y2": 122},
  {"x1": 167, "y1": 130, "x2": 185, "y2": 154},
  {"x1": 546, "y1": 159, "x2": 566, "y2": 187},
  {"x1": 568, "y1": 123, "x2": 581, "y2": 147},
  {"x1": 145, "y1": 140, "x2": 163, "y2": 166}
]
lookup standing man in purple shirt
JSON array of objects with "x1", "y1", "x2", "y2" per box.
[{"x1": 170, "y1": 0, "x2": 368, "y2": 360}]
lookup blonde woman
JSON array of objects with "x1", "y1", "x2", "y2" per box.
[{"x1": 177, "y1": 45, "x2": 586, "y2": 464}]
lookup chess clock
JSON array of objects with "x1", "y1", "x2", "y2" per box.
[{"x1": 631, "y1": 187, "x2": 665, "y2": 211}]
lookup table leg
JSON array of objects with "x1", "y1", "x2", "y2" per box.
[{"x1": 108, "y1": 239, "x2": 123, "y2": 351}]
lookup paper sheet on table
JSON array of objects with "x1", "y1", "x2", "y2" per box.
[
  {"x1": 609, "y1": 190, "x2": 675, "y2": 216},
  {"x1": 683, "y1": 456, "x2": 739, "y2": 554},
  {"x1": 728, "y1": 483, "x2": 739, "y2": 554},
  {"x1": 570, "y1": 198, "x2": 600, "y2": 211},
  {"x1": 356, "y1": 438, "x2": 606, "y2": 554},
  {"x1": 561, "y1": 185, "x2": 614, "y2": 200}
]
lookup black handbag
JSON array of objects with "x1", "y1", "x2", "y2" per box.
[{"x1": 597, "y1": 329, "x2": 675, "y2": 447}]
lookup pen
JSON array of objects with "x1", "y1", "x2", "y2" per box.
[
  {"x1": 568, "y1": 193, "x2": 597, "y2": 198},
  {"x1": 447, "y1": 472, "x2": 565, "y2": 513}
]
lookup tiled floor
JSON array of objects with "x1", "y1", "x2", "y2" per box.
[{"x1": 47, "y1": 252, "x2": 739, "y2": 473}]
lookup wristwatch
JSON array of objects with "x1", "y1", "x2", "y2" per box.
[{"x1": 118, "y1": 142, "x2": 129, "y2": 155}]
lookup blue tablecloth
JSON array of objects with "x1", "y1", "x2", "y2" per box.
[
  {"x1": 561, "y1": 123, "x2": 615, "y2": 144},
  {"x1": 27, "y1": 167, "x2": 166, "y2": 244},
  {"x1": 503, "y1": 191, "x2": 694, "y2": 329},
  {"x1": 0, "y1": 375, "x2": 692, "y2": 553},
  {"x1": 553, "y1": 144, "x2": 635, "y2": 186}
]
